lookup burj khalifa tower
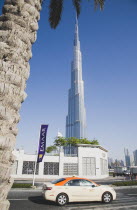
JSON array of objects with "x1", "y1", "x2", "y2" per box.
[{"x1": 66, "y1": 18, "x2": 86, "y2": 139}]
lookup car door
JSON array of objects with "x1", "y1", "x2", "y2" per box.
[
  {"x1": 64, "y1": 179, "x2": 85, "y2": 202},
  {"x1": 79, "y1": 179, "x2": 100, "y2": 201}
]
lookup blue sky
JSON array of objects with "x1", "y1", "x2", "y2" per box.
[{"x1": 1, "y1": 0, "x2": 137, "y2": 160}]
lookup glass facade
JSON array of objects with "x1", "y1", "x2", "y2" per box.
[{"x1": 64, "y1": 145, "x2": 78, "y2": 157}]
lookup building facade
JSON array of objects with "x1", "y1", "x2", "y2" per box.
[
  {"x1": 66, "y1": 18, "x2": 86, "y2": 139},
  {"x1": 133, "y1": 150, "x2": 137, "y2": 166},
  {"x1": 12, "y1": 144, "x2": 108, "y2": 180}
]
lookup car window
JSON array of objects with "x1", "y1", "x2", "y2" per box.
[
  {"x1": 51, "y1": 178, "x2": 66, "y2": 184},
  {"x1": 65, "y1": 179, "x2": 80, "y2": 186},
  {"x1": 79, "y1": 179, "x2": 95, "y2": 186}
]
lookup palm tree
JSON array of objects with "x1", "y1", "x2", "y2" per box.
[{"x1": 0, "y1": 0, "x2": 104, "y2": 209}]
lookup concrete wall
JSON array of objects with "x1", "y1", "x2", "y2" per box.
[{"x1": 78, "y1": 146, "x2": 108, "y2": 179}]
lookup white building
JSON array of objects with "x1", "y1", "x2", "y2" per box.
[{"x1": 12, "y1": 144, "x2": 108, "y2": 180}]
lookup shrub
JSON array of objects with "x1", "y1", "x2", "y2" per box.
[
  {"x1": 12, "y1": 183, "x2": 32, "y2": 188},
  {"x1": 114, "y1": 181, "x2": 137, "y2": 186}
]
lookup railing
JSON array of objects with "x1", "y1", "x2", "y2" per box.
[{"x1": 45, "y1": 153, "x2": 59, "y2": 156}]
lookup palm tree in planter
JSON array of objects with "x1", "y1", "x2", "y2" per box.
[{"x1": 0, "y1": 0, "x2": 104, "y2": 209}]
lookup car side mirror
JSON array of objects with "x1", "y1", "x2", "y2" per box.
[{"x1": 92, "y1": 185, "x2": 96, "y2": 188}]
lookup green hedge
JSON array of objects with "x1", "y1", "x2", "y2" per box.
[
  {"x1": 12, "y1": 183, "x2": 32, "y2": 188},
  {"x1": 109, "y1": 172, "x2": 114, "y2": 176},
  {"x1": 114, "y1": 181, "x2": 137, "y2": 186}
]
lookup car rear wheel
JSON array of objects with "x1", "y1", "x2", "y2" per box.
[
  {"x1": 102, "y1": 192, "x2": 112, "y2": 203},
  {"x1": 56, "y1": 193, "x2": 68, "y2": 206}
]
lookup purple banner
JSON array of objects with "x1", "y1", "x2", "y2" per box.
[{"x1": 37, "y1": 125, "x2": 48, "y2": 163}]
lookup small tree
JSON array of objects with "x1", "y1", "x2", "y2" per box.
[
  {"x1": 67, "y1": 137, "x2": 80, "y2": 145},
  {"x1": 90, "y1": 139, "x2": 99, "y2": 145},
  {"x1": 54, "y1": 137, "x2": 67, "y2": 147},
  {"x1": 79, "y1": 138, "x2": 91, "y2": 144},
  {"x1": 46, "y1": 137, "x2": 99, "y2": 153},
  {"x1": 46, "y1": 145, "x2": 57, "y2": 153}
]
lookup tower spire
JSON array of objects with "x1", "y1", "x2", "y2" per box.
[
  {"x1": 74, "y1": 15, "x2": 79, "y2": 47},
  {"x1": 75, "y1": 13, "x2": 78, "y2": 26}
]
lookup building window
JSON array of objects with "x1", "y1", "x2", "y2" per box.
[
  {"x1": 82, "y1": 157, "x2": 96, "y2": 176},
  {"x1": 63, "y1": 163, "x2": 78, "y2": 175},
  {"x1": 44, "y1": 162, "x2": 59, "y2": 175},
  {"x1": 22, "y1": 161, "x2": 39, "y2": 175},
  {"x1": 12, "y1": 160, "x2": 18, "y2": 175},
  {"x1": 100, "y1": 158, "x2": 108, "y2": 175}
]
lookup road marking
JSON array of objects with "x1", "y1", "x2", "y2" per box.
[
  {"x1": 8, "y1": 199, "x2": 28, "y2": 201},
  {"x1": 67, "y1": 202, "x2": 137, "y2": 209},
  {"x1": 116, "y1": 197, "x2": 137, "y2": 200},
  {"x1": 68, "y1": 204, "x2": 137, "y2": 210},
  {"x1": 67, "y1": 199, "x2": 137, "y2": 207},
  {"x1": 127, "y1": 194, "x2": 137, "y2": 196}
]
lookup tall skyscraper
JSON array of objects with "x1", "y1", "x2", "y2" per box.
[
  {"x1": 66, "y1": 18, "x2": 86, "y2": 139},
  {"x1": 133, "y1": 150, "x2": 137, "y2": 166},
  {"x1": 124, "y1": 148, "x2": 131, "y2": 167}
]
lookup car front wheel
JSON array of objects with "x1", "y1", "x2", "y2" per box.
[
  {"x1": 56, "y1": 193, "x2": 68, "y2": 206},
  {"x1": 102, "y1": 192, "x2": 112, "y2": 203}
]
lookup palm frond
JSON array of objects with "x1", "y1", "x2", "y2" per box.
[
  {"x1": 49, "y1": 0, "x2": 64, "y2": 29},
  {"x1": 94, "y1": 0, "x2": 105, "y2": 10},
  {"x1": 73, "y1": 0, "x2": 81, "y2": 17}
]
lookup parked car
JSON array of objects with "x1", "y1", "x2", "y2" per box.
[{"x1": 42, "y1": 177, "x2": 116, "y2": 206}]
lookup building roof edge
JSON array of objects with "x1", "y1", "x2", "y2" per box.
[{"x1": 76, "y1": 144, "x2": 108, "y2": 152}]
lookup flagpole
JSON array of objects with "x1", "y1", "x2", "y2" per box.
[
  {"x1": 32, "y1": 124, "x2": 48, "y2": 187},
  {"x1": 32, "y1": 153, "x2": 38, "y2": 187},
  {"x1": 32, "y1": 127, "x2": 41, "y2": 187}
]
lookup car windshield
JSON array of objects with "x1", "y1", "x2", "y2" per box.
[{"x1": 51, "y1": 178, "x2": 66, "y2": 184}]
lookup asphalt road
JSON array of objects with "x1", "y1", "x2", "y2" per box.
[{"x1": 8, "y1": 188, "x2": 137, "y2": 210}]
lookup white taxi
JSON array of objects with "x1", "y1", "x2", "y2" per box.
[{"x1": 42, "y1": 177, "x2": 116, "y2": 206}]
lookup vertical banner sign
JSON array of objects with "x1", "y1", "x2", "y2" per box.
[{"x1": 37, "y1": 124, "x2": 48, "y2": 163}]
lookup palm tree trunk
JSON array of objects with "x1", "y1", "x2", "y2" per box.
[{"x1": 0, "y1": 0, "x2": 42, "y2": 209}]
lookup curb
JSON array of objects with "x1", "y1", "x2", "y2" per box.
[
  {"x1": 113, "y1": 185, "x2": 137, "y2": 189},
  {"x1": 10, "y1": 185, "x2": 137, "y2": 191},
  {"x1": 10, "y1": 188, "x2": 42, "y2": 192}
]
